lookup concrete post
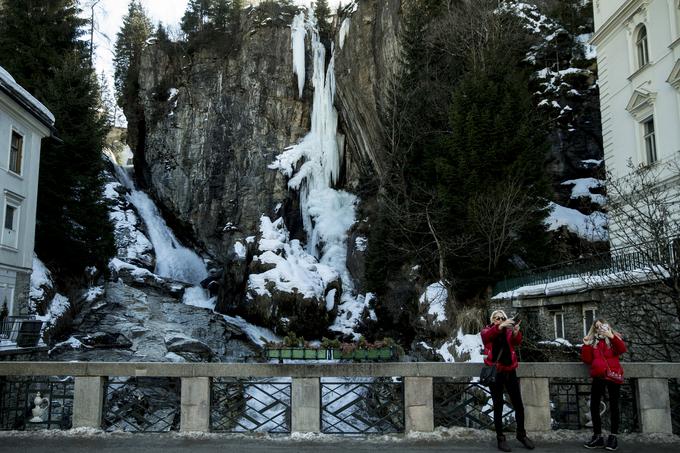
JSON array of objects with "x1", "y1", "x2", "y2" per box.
[
  {"x1": 404, "y1": 377, "x2": 434, "y2": 432},
  {"x1": 292, "y1": 377, "x2": 320, "y2": 432},
  {"x1": 180, "y1": 377, "x2": 211, "y2": 432},
  {"x1": 636, "y1": 378, "x2": 673, "y2": 434},
  {"x1": 519, "y1": 377, "x2": 551, "y2": 432},
  {"x1": 72, "y1": 376, "x2": 106, "y2": 428}
]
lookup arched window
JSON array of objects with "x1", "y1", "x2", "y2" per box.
[{"x1": 636, "y1": 25, "x2": 650, "y2": 68}]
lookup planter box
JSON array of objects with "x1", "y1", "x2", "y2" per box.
[
  {"x1": 267, "y1": 346, "x2": 394, "y2": 361},
  {"x1": 333, "y1": 347, "x2": 394, "y2": 361}
]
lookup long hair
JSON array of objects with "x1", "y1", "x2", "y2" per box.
[{"x1": 586, "y1": 318, "x2": 621, "y2": 347}]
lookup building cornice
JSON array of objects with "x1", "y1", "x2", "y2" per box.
[
  {"x1": 668, "y1": 59, "x2": 680, "y2": 90},
  {"x1": 591, "y1": 0, "x2": 649, "y2": 46}
]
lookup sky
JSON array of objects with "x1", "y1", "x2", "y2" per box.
[{"x1": 87, "y1": 1, "x2": 347, "y2": 93}]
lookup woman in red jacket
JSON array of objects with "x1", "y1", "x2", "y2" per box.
[
  {"x1": 481, "y1": 310, "x2": 534, "y2": 452},
  {"x1": 581, "y1": 319, "x2": 627, "y2": 451}
]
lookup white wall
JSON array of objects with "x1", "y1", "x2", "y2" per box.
[
  {"x1": 594, "y1": 0, "x2": 680, "y2": 179},
  {"x1": 0, "y1": 91, "x2": 49, "y2": 312}
]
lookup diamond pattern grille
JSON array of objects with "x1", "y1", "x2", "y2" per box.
[
  {"x1": 0, "y1": 376, "x2": 73, "y2": 430},
  {"x1": 211, "y1": 378, "x2": 291, "y2": 433},
  {"x1": 321, "y1": 379, "x2": 404, "y2": 434},
  {"x1": 102, "y1": 377, "x2": 180, "y2": 432},
  {"x1": 433, "y1": 379, "x2": 516, "y2": 431},
  {"x1": 550, "y1": 378, "x2": 638, "y2": 432}
]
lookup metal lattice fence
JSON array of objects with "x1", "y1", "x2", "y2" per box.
[
  {"x1": 549, "y1": 378, "x2": 638, "y2": 432},
  {"x1": 102, "y1": 377, "x2": 180, "y2": 432},
  {"x1": 433, "y1": 379, "x2": 516, "y2": 431},
  {"x1": 0, "y1": 376, "x2": 73, "y2": 430},
  {"x1": 670, "y1": 378, "x2": 680, "y2": 435},
  {"x1": 211, "y1": 378, "x2": 291, "y2": 433},
  {"x1": 321, "y1": 378, "x2": 404, "y2": 434}
]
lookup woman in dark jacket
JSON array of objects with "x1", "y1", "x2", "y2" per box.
[
  {"x1": 581, "y1": 318, "x2": 627, "y2": 451},
  {"x1": 481, "y1": 310, "x2": 534, "y2": 452}
]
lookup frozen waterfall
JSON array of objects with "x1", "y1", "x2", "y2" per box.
[
  {"x1": 112, "y1": 164, "x2": 207, "y2": 285},
  {"x1": 270, "y1": 9, "x2": 367, "y2": 337}
]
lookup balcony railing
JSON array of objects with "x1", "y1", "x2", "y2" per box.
[
  {"x1": 0, "y1": 362, "x2": 678, "y2": 435},
  {"x1": 493, "y1": 240, "x2": 679, "y2": 296}
]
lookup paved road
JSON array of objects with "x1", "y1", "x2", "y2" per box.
[{"x1": 0, "y1": 434, "x2": 678, "y2": 452}]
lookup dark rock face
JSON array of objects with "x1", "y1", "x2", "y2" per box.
[
  {"x1": 334, "y1": 0, "x2": 401, "y2": 188},
  {"x1": 134, "y1": 9, "x2": 309, "y2": 260},
  {"x1": 124, "y1": 2, "x2": 402, "y2": 332}
]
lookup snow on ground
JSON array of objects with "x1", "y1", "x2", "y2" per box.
[
  {"x1": 493, "y1": 265, "x2": 669, "y2": 300},
  {"x1": 35, "y1": 294, "x2": 70, "y2": 324},
  {"x1": 248, "y1": 216, "x2": 339, "y2": 300},
  {"x1": 576, "y1": 33, "x2": 597, "y2": 60},
  {"x1": 561, "y1": 177, "x2": 606, "y2": 205},
  {"x1": 545, "y1": 201, "x2": 607, "y2": 241},
  {"x1": 419, "y1": 282, "x2": 447, "y2": 323},
  {"x1": 29, "y1": 254, "x2": 53, "y2": 305},
  {"x1": 421, "y1": 329, "x2": 484, "y2": 364},
  {"x1": 539, "y1": 338, "x2": 573, "y2": 347}
]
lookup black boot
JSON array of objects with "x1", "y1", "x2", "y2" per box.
[
  {"x1": 497, "y1": 434, "x2": 512, "y2": 452},
  {"x1": 584, "y1": 434, "x2": 605, "y2": 449},
  {"x1": 605, "y1": 435, "x2": 618, "y2": 451},
  {"x1": 516, "y1": 433, "x2": 535, "y2": 450}
]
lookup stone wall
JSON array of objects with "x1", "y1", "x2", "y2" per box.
[{"x1": 492, "y1": 281, "x2": 680, "y2": 362}]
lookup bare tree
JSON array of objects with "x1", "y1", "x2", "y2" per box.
[
  {"x1": 589, "y1": 159, "x2": 680, "y2": 361},
  {"x1": 468, "y1": 175, "x2": 538, "y2": 274}
]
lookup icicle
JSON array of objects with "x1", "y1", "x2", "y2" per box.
[
  {"x1": 291, "y1": 12, "x2": 307, "y2": 99},
  {"x1": 339, "y1": 18, "x2": 350, "y2": 49}
]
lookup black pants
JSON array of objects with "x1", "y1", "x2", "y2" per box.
[
  {"x1": 489, "y1": 370, "x2": 525, "y2": 437},
  {"x1": 591, "y1": 377, "x2": 621, "y2": 435}
]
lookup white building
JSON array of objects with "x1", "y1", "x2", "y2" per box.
[
  {"x1": 0, "y1": 66, "x2": 55, "y2": 316},
  {"x1": 591, "y1": 0, "x2": 680, "y2": 246}
]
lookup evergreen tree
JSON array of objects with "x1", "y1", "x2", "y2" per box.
[
  {"x1": 210, "y1": 0, "x2": 231, "y2": 33},
  {"x1": 114, "y1": 0, "x2": 153, "y2": 109},
  {"x1": 181, "y1": 0, "x2": 212, "y2": 36},
  {"x1": 229, "y1": 0, "x2": 243, "y2": 34},
  {"x1": 0, "y1": 0, "x2": 114, "y2": 278},
  {"x1": 313, "y1": 0, "x2": 331, "y2": 38}
]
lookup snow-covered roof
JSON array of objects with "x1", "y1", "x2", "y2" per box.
[{"x1": 0, "y1": 65, "x2": 55, "y2": 128}]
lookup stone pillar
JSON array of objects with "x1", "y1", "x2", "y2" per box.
[
  {"x1": 181, "y1": 377, "x2": 211, "y2": 432},
  {"x1": 292, "y1": 377, "x2": 320, "y2": 433},
  {"x1": 519, "y1": 377, "x2": 551, "y2": 432},
  {"x1": 636, "y1": 378, "x2": 673, "y2": 434},
  {"x1": 72, "y1": 376, "x2": 106, "y2": 428},
  {"x1": 404, "y1": 377, "x2": 434, "y2": 432}
]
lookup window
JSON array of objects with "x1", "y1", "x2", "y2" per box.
[
  {"x1": 2, "y1": 201, "x2": 20, "y2": 248},
  {"x1": 583, "y1": 307, "x2": 597, "y2": 336},
  {"x1": 636, "y1": 25, "x2": 649, "y2": 68},
  {"x1": 4, "y1": 206, "x2": 15, "y2": 231},
  {"x1": 643, "y1": 117, "x2": 657, "y2": 164},
  {"x1": 553, "y1": 312, "x2": 565, "y2": 339},
  {"x1": 9, "y1": 131, "x2": 23, "y2": 175}
]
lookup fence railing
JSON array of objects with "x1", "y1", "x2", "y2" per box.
[
  {"x1": 492, "y1": 240, "x2": 679, "y2": 296},
  {"x1": 0, "y1": 316, "x2": 45, "y2": 348},
  {"x1": 0, "y1": 362, "x2": 678, "y2": 435}
]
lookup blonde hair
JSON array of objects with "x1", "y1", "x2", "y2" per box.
[
  {"x1": 586, "y1": 318, "x2": 621, "y2": 346},
  {"x1": 490, "y1": 310, "x2": 508, "y2": 323}
]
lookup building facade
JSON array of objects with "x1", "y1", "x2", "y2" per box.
[
  {"x1": 592, "y1": 0, "x2": 680, "y2": 177},
  {"x1": 0, "y1": 66, "x2": 54, "y2": 316}
]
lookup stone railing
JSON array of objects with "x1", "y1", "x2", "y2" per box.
[{"x1": 0, "y1": 362, "x2": 677, "y2": 434}]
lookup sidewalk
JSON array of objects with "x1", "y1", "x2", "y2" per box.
[{"x1": 0, "y1": 431, "x2": 678, "y2": 453}]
